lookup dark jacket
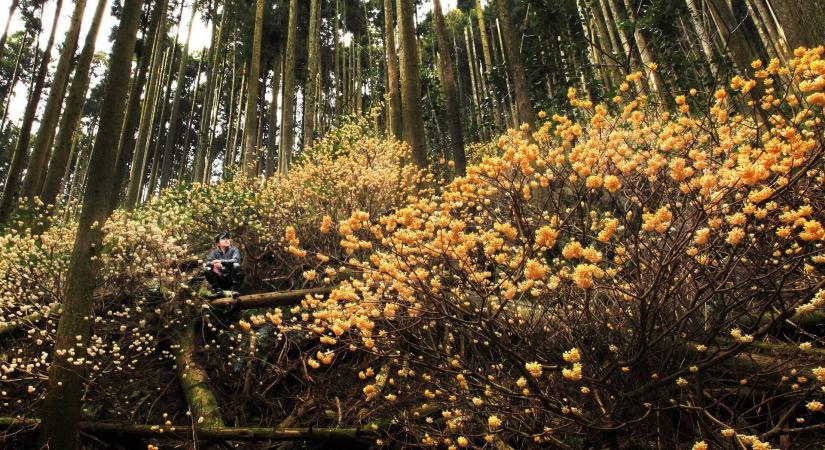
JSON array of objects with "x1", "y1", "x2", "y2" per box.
[{"x1": 205, "y1": 246, "x2": 241, "y2": 270}]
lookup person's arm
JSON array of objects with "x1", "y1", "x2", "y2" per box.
[
  {"x1": 205, "y1": 249, "x2": 218, "y2": 269},
  {"x1": 220, "y1": 247, "x2": 240, "y2": 265}
]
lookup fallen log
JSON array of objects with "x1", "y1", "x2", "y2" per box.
[
  {"x1": 0, "y1": 417, "x2": 378, "y2": 442},
  {"x1": 740, "y1": 310, "x2": 825, "y2": 330},
  {"x1": 209, "y1": 287, "x2": 333, "y2": 310},
  {"x1": 686, "y1": 342, "x2": 817, "y2": 389},
  {"x1": 714, "y1": 337, "x2": 825, "y2": 358},
  {"x1": 174, "y1": 325, "x2": 225, "y2": 428}
]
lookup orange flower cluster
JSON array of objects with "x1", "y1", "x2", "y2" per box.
[{"x1": 257, "y1": 48, "x2": 825, "y2": 447}]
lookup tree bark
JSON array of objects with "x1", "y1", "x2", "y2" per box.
[
  {"x1": 210, "y1": 286, "x2": 333, "y2": 310},
  {"x1": 36, "y1": 1, "x2": 142, "y2": 448},
  {"x1": 334, "y1": 0, "x2": 341, "y2": 116},
  {"x1": 355, "y1": 43, "x2": 362, "y2": 115},
  {"x1": 605, "y1": 0, "x2": 645, "y2": 93},
  {"x1": 0, "y1": 0, "x2": 63, "y2": 223},
  {"x1": 7, "y1": 417, "x2": 378, "y2": 442},
  {"x1": 592, "y1": 0, "x2": 623, "y2": 65},
  {"x1": 475, "y1": 0, "x2": 504, "y2": 130},
  {"x1": 178, "y1": 46, "x2": 206, "y2": 182},
  {"x1": 0, "y1": 28, "x2": 29, "y2": 160},
  {"x1": 192, "y1": 4, "x2": 225, "y2": 183},
  {"x1": 265, "y1": 47, "x2": 282, "y2": 178},
  {"x1": 0, "y1": 0, "x2": 20, "y2": 64},
  {"x1": 228, "y1": 64, "x2": 247, "y2": 176},
  {"x1": 621, "y1": 0, "x2": 671, "y2": 107},
  {"x1": 494, "y1": 19, "x2": 518, "y2": 128},
  {"x1": 111, "y1": 0, "x2": 163, "y2": 208},
  {"x1": 125, "y1": 0, "x2": 169, "y2": 209},
  {"x1": 383, "y1": 0, "x2": 403, "y2": 140},
  {"x1": 467, "y1": 23, "x2": 488, "y2": 140},
  {"x1": 768, "y1": 0, "x2": 825, "y2": 50},
  {"x1": 145, "y1": 40, "x2": 178, "y2": 201},
  {"x1": 223, "y1": 35, "x2": 239, "y2": 177},
  {"x1": 160, "y1": 0, "x2": 199, "y2": 189},
  {"x1": 278, "y1": 0, "x2": 299, "y2": 176},
  {"x1": 748, "y1": 0, "x2": 790, "y2": 61},
  {"x1": 396, "y1": 0, "x2": 428, "y2": 169},
  {"x1": 496, "y1": 0, "x2": 533, "y2": 129},
  {"x1": 22, "y1": 0, "x2": 88, "y2": 202},
  {"x1": 705, "y1": 0, "x2": 761, "y2": 73},
  {"x1": 41, "y1": 0, "x2": 108, "y2": 208},
  {"x1": 242, "y1": 0, "x2": 264, "y2": 178},
  {"x1": 302, "y1": 0, "x2": 321, "y2": 150},
  {"x1": 174, "y1": 325, "x2": 225, "y2": 427},
  {"x1": 685, "y1": 0, "x2": 719, "y2": 77},
  {"x1": 433, "y1": 0, "x2": 466, "y2": 177}
]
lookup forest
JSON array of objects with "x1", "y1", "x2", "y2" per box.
[{"x1": 0, "y1": 0, "x2": 824, "y2": 448}]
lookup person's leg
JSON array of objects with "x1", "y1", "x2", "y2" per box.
[
  {"x1": 204, "y1": 269, "x2": 222, "y2": 291},
  {"x1": 229, "y1": 262, "x2": 244, "y2": 291}
]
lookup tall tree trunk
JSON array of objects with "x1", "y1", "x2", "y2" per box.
[
  {"x1": 345, "y1": 44, "x2": 351, "y2": 114},
  {"x1": 242, "y1": 0, "x2": 264, "y2": 177},
  {"x1": 383, "y1": 0, "x2": 402, "y2": 139},
  {"x1": 334, "y1": 0, "x2": 341, "y2": 116},
  {"x1": 60, "y1": 129, "x2": 81, "y2": 203},
  {"x1": 125, "y1": 0, "x2": 169, "y2": 209},
  {"x1": 587, "y1": 4, "x2": 619, "y2": 88},
  {"x1": 111, "y1": 0, "x2": 164, "y2": 208},
  {"x1": 146, "y1": 38, "x2": 178, "y2": 201},
  {"x1": 475, "y1": 0, "x2": 504, "y2": 130},
  {"x1": 495, "y1": 18, "x2": 518, "y2": 128},
  {"x1": 685, "y1": 0, "x2": 719, "y2": 77},
  {"x1": 496, "y1": 0, "x2": 533, "y2": 128},
  {"x1": 160, "y1": 0, "x2": 199, "y2": 189},
  {"x1": 205, "y1": 41, "x2": 227, "y2": 182},
  {"x1": 705, "y1": 0, "x2": 761, "y2": 73},
  {"x1": 464, "y1": 27, "x2": 484, "y2": 140},
  {"x1": 41, "y1": 0, "x2": 108, "y2": 208},
  {"x1": 433, "y1": 0, "x2": 466, "y2": 177},
  {"x1": 278, "y1": 0, "x2": 299, "y2": 176},
  {"x1": 302, "y1": 0, "x2": 321, "y2": 150},
  {"x1": 748, "y1": 0, "x2": 790, "y2": 60},
  {"x1": 223, "y1": 44, "x2": 239, "y2": 177},
  {"x1": 396, "y1": 0, "x2": 428, "y2": 168},
  {"x1": 353, "y1": 45, "x2": 364, "y2": 115},
  {"x1": 265, "y1": 47, "x2": 282, "y2": 178},
  {"x1": 744, "y1": 0, "x2": 780, "y2": 62},
  {"x1": 22, "y1": 0, "x2": 88, "y2": 202},
  {"x1": 468, "y1": 22, "x2": 489, "y2": 139},
  {"x1": 576, "y1": 0, "x2": 610, "y2": 90},
  {"x1": 192, "y1": 5, "x2": 225, "y2": 183},
  {"x1": 179, "y1": 50, "x2": 205, "y2": 182},
  {"x1": 228, "y1": 64, "x2": 247, "y2": 176},
  {"x1": 0, "y1": 0, "x2": 63, "y2": 223},
  {"x1": 606, "y1": 0, "x2": 645, "y2": 93},
  {"x1": 768, "y1": 0, "x2": 825, "y2": 50},
  {"x1": 255, "y1": 68, "x2": 266, "y2": 166},
  {"x1": 0, "y1": 28, "x2": 28, "y2": 145},
  {"x1": 592, "y1": 0, "x2": 623, "y2": 65},
  {"x1": 137, "y1": 48, "x2": 172, "y2": 198},
  {"x1": 36, "y1": 1, "x2": 142, "y2": 448},
  {"x1": 0, "y1": 0, "x2": 20, "y2": 63},
  {"x1": 621, "y1": 0, "x2": 670, "y2": 107}
]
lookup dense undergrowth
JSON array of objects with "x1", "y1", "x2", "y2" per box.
[{"x1": 1, "y1": 50, "x2": 825, "y2": 449}]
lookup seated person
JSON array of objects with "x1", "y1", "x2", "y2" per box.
[{"x1": 204, "y1": 232, "x2": 243, "y2": 294}]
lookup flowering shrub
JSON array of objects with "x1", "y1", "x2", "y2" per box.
[
  {"x1": 262, "y1": 48, "x2": 825, "y2": 448},
  {"x1": 143, "y1": 118, "x2": 416, "y2": 289},
  {"x1": 0, "y1": 120, "x2": 415, "y2": 428}
]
